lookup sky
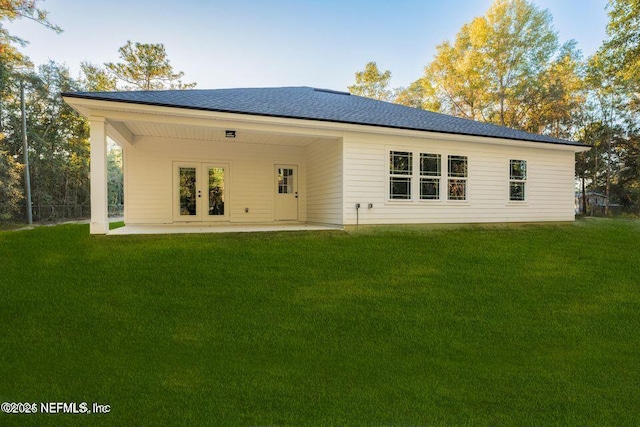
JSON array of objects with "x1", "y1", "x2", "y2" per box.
[{"x1": 4, "y1": 0, "x2": 610, "y2": 91}]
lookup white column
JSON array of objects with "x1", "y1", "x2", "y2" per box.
[{"x1": 90, "y1": 117, "x2": 109, "y2": 234}]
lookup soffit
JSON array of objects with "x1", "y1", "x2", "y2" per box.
[{"x1": 117, "y1": 120, "x2": 327, "y2": 147}]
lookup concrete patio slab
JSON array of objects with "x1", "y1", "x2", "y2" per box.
[{"x1": 108, "y1": 223, "x2": 343, "y2": 235}]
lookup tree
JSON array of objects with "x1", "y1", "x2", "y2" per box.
[
  {"x1": 394, "y1": 79, "x2": 441, "y2": 111},
  {"x1": 612, "y1": 125, "x2": 640, "y2": 211},
  {"x1": 1, "y1": 0, "x2": 64, "y2": 222},
  {"x1": 0, "y1": 61, "x2": 91, "y2": 220},
  {"x1": 0, "y1": 0, "x2": 61, "y2": 49},
  {"x1": 423, "y1": 24, "x2": 490, "y2": 121},
  {"x1": 105, "y1": 41, "x2": 196, "y2": 91},
  {"x1": 0, "y1": 150, "x2": 22, "y2": 219},
  {"x1": 25, "y1": 62, "x2": 90, "y2": 218},
  {"x1": 584, "y1": 53, "x2": 623, "y2": 214},
  {"x1": 80, "y1": 62, "x2": 116, "y2": 92},
  {"x1": 524, "y1": 41, "x2": 586, "y2": 138},
  {"x1": 107, "y1": 145, "x2": 123, "y2": 210},
  {"x1": 419, "y1": 0, "x2": 583, "y2": 134},
  {"x1": 1, "y1": 0, "x2": 59, "y2": 139},
  {"x1": 574, "y1": 117, "x2": 612, "y2": 214},
  {"x1": 580, "y1": 0, "x2": 640, "y2": 215},
  {"x1": 348, "y1": 62, "x2": 392, "y2": 101},
  {"x1": 601, "y1": 0, "x2": 640, "y2": 110}
]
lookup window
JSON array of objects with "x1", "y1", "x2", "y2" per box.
[
  {"x1": 178, "y1": 167, "x2": 197, "y2": 215},
  {"x1": 420, "y1": 153, "x2": 441, "y2": 199},
  {"x1": 448, "y1": 155, "x2": 467, "y2": 200},
  {"x1": 388, "y1": 151, "x2": 470, "y2": 201},
  {"x1": 208, "y1": 167, "x2": 225, "y2": 216},
  {"x1": 389, "y1": 151, "x2": 412, "y2": 199},
  {"x1": 278, "y1": 168, "x2": 293, "y2": 194},
  {"x1": 509, "y1": 160, "x2": 526, "y2": 201}
]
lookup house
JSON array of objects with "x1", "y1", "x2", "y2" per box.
[
  {"x1": 62, "y1": 87, "x2": 590, "y2": 234},
  {"x1": 575, "y1": 192, "x2": 618, "y2": 215}
]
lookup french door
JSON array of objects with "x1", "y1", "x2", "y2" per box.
[{"x1": 174, "y1": 162, "x2": 229, "y2": 222}]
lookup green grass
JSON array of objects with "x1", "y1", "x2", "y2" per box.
[
  {"x1": 1, "y1": 219, "x2": 639, "y2": 426},
  {"x1": 0, "y1": 221, "x2": 30, "y2": 231}
]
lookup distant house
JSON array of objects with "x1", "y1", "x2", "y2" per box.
[
  {"x1": 575, "y1": 192, "x2": 618, "y2": 214},
  {"x1": 62, "y1": 87, "x2": 590, "y2": 234}
]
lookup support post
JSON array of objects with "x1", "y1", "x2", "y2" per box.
[{"x1": 90, "y1": 117, "x2": 108, "y2": 234}]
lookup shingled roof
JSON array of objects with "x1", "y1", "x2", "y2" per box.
[{"x1": 62, "y1": 86, "x2": 585, "y2": 147}]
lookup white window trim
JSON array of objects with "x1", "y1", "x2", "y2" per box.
[
  {"x1": 508, "y1": 159, "x2": 527, "y2": 203},
  {"x1": 386, "y1": 149, "x2": 470, "y2": 204},
  {"x1": 419, "y1": 153, "x2": 442, "y2": 201},
  {"x1": 446, "y1": 155, "x2": 469, "y2": 202},
  {"x1": 388, "y1": 150, "x2": 414, "y2": 201}
]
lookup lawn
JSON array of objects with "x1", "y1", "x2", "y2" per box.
[{"x1": 1, "y1": 219, "x2": 639, "y2": 426}]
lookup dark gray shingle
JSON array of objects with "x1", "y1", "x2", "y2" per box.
[{"x1": 62, "y1": 86, "x2": 585, "y2": 147}]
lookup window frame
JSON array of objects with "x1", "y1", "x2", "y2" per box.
[
  {"x1": 509, "y1": 159, "x2": 527, "y2": 202},
  {"x1": 389, "y1": 151, "x2": 413, "y2": 200},
  {"x1": 387, "y1": 149, "x2": 470, "y2": 203},
  {"x1": 447, "y1": 155, "x2": 468, "y2": 201},
  {"x1": 278, "y1": 167, "x2": 294, "y2": 194},
  {"x1": 420, "y1": 153, "x2": 441, "y2": 200}
]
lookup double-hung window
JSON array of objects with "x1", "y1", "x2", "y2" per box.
[
  {"x1": 389, "y1": 151, "x2": 412, "y2": 199},
  {"x1": 509, "y1": 160, "x2": 527, "y2": 201},
  {"x1": 448, "y1": 155, "x2": 468, "y2": 200},
  {"x1": 420, "y1": 154, "x2": 441, "y2": 199}
]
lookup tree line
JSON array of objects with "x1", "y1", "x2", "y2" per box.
[
  {"x1": 0, "y1": 1, "x2": 196, "y2": 222},
  {"x1": 1, "y1": 0, "x2": 638, "y2": 222},
  {"x1": 349, "y1": 0, "x2": 639, "y2": 214}
]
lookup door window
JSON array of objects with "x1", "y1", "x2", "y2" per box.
[
  {"x1": 208, "y1": 167, "x2": 225, "y2": 216},
  {"x1": 278, "y1": 168, "x2": 294, "y2": 194},
  {"x1": 179, "y1": 167, "x2": 197, "y2": 216},
  {"x1": 175, "y1": 163, "x2": 228, "y2": 221}
]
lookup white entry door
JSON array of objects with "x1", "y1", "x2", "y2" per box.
[
  {"x1": 174, "y1": 162, "x2": 229, "y2": 222},
  {"x1": 274, "y1": 165, "x2": 298, "y2": 221}
]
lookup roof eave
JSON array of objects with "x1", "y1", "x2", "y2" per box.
[{"x1": 61, "y1": 93, "x2": 590, "y2": 151}]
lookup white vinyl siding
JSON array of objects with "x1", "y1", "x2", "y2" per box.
[
  {"x1": 125, "y1": 136, "x2": 307, "y2": 224},
  {"x1": 306, "y1": 138, "x2": 343, "y2": 225},
  {"x1": 343, "y1": 132, "x2": 576, "y2": 225},
  {"x1": 123, "y1": 127, "x2": 576, "y2": 227}
]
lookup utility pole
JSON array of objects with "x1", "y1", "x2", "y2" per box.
[
  {"x1": 605, "y1": 128, "x2": 611, "y2": 216},
  {"x1": 20, "y1": 77, "x2": 33, "y2": 225}
]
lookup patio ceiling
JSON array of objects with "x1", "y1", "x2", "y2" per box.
[
  {"x1": 112, "y1": 120, "x2": 330, "y2": 147},
  {"x1": 63, "y1": 96, "x2": 342, "y2": 149}
]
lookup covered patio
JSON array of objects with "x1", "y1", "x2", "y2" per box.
[{"x1": 62, "y1": 90, "x2": 345, "y2": 234}]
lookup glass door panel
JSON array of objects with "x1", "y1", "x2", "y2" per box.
[
  {"x1": 174, "y1": 162, "x2": 229, "y2": 222},
  {"x1": 179, "y1": 167, "x2": 197, "y2": 216},
  {"x1": 207, "y1": 167, "x2": 225, "y2": 217}
]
